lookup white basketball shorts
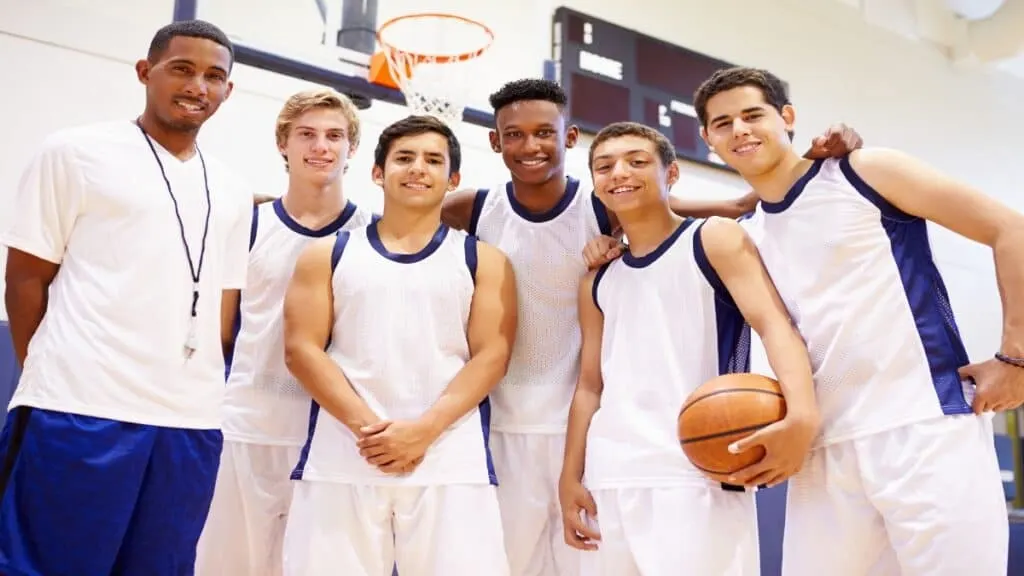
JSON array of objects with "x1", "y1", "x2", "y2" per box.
[
  {"x1": 579, "y1": 484, "x2": 760, "y2": 576},
  {"x1": 782, "y1": 413, "x2": 1008, "y2": 576},
  {"x1": 491, "y1": 431, "x2": 581, "y2": 576},
  {"x1": 282, "y1": 481, "x2": 509, "y2": 576},
  {"x1": 195, "y1": 441, "x2": 301, "y2": 576}
]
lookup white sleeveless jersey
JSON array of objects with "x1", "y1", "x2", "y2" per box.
[
  {"x1": 292, "y1": 223, "x2": 496, "y2": 486},
  {"x1": 221, "y1": 198, "x2": 374, "y2": 446},
  {"x1": 585, "y1": 218, "x2": 751, "y2": 488},
  {"x1": 470, "y1": 176, "x2": 612, "y2": 433},
  {"x1": 748, "y1": 157, "x2": 972, "y2": 447}
]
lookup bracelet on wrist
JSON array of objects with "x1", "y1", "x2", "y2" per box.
[{"x1": 994, "y1": 352, "x2": 1024, "y2": 368}]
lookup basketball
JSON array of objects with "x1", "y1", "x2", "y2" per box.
[{"x1": 678, "y1": 373, "x2": 787, "y2": 483}]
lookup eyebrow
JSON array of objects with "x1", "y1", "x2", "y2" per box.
[
  {"x1": 592, "y1": 149, "x2": 651, "y2": 162},
  {"x1": 709, "y1": 106, "x2": 766, "y2": 125},
  {"x1": 166, "y1": 57, "x2": 229, "y2": 76},
  {"x1": 393, "y1": 149, "x2": 446, "y2": 159}
]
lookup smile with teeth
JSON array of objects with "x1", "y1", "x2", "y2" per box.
[
  {"x1": 305, "y1": 159, "x2": 332, "y2": 167},
  {"x1": 609, "y1": 185, "x2": 638, "y2": 195},
  {"x1": 174, "y1": 99, "x2": 204, "y2": 113},
  {"x1": 402, "y1": 183, "x2": 430, "y2": 190},
  {"x1": 518, "y1": 158, "x2": 547, "y2": 167},
  {"x1": 733, "y1": 142, "x2": 761, "y2": 155}
]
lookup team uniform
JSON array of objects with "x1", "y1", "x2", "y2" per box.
[
  {"x1": 282, "y1": 222, "x2": 508, "y2": 576},
  {"x1": 468, "y1": 176, "x2": 611, "y2": 576},
  {"x1": 0, "y1": 120, "x2": 252, "y2": 575},
  {"x1": 743, "y1": 156, "x2": 1008, "y2": 576},
  {"x1": 582, "y1": 218, "x2": 759, "y2": 576},
  {"x1": 195, "y1": 197, "x2": 373, "y2": 575}
]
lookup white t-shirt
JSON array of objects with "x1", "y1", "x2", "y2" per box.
[{"x1": 1, "y1": 120, "x2": 252, "y2": 430}]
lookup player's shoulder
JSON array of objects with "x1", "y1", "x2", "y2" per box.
[
  {"x1": 35, "y1": 120, "x2": 135, "y2": 159},
  {"x1": 699, "y1": 216, "x2": 753, "y2": 258}
]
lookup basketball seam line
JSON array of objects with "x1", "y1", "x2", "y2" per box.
[
  {"x1": 679, "y1": 420, "x2": 777, "y2": 445},
  {"x1": 681, "y1": 387, "x2": 784, "y2": 414}
]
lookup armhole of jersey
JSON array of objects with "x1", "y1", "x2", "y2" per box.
[
  {"x1": 591, "y1": 193, "x2": 613, "y2": 236},
  {"x1": 249, "y1": 204, "x2": 260, "y2": 251},
  {"x1": 371, "y1": 213, "x2": 382, "y2": 224},
  {"x1": 467, "y1": 189, "x2": 489, "y2": 236},
  {"x1": 837, "y1": 156, "x2": 918, "y2": 222},
  {"x1": 331, "y1": 230, "x2": 351, "y2": 273},
  {"x1": 692, "y1": 221, "x2": 736, "y2": 309},
  {"x1": 591, "y1": 263, "x2": 611, "y2": 315},
  {"x1": 464, "y1": 234, "x2": 479, "y2": 283}
]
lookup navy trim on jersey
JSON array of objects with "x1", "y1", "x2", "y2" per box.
[
  {"x1": 591, "y1": 193, "x2": 613, "y2": 236},
  {"x1": 505, "y1": 176, "x2": 580, "y2": 222},
  {"x1": 837, "y1": 156, "x2": 972, "y2": 415},
  {"x1": 464, "y1": 235, "x2": 479, "y2": 283},
  {"x1": 368, "y1": 221, "x2": 449, "y2": 263},
  {"x1": 274, "y1": 198, "x2": 358, "y2": 237},
  {"x1": 290, "y1": 401, "x2": 321, "y2": 481},
  {"x1": 468, "y1": 189, "x2": 489, "y2": 235},
  {"x1": 331, "y1": 230, "x2": 351, "y2": 272},
  {"x1": 591, "y1": 263, "x2": 611, "y2": 315},
  {"x1": 479, "y1": 397, "x2": 498, "y2": 486},
  {"x1": 693, "y1": 220, "x2": 752, "y2": 375},
  {"x1": 621, "y1": 218, "x2": 695, "y2": 268},
  {"x1": 249, "y1": 204, "x2": 260, "y2": 250},
  {"x1": 760, "y1": 159, "x2": 824, "y2": 214}
]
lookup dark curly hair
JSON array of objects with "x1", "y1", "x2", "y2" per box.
[
  {"x1": 488, "y1": 79, "x2": 567, "y2": 114},
  {"x1": 148, "y1": 20, "x2": 234, "y2": 66}
]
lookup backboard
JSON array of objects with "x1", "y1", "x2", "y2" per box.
[{"x1": 174, "y1": 0, "x2": 552, "y2": 126}]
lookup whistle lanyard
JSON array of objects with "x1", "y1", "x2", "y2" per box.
[{"x1": 136, "y1": 119, "x2": 212, "y2": 359}]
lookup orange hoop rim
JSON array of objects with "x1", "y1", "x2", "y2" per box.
[{"x1": 375, "y1": 12, "x2": 494, "y2": 65}]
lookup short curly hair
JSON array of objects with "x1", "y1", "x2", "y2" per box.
[{"x1": 488, "y1": 79, "x2": 567, "y2": 114}]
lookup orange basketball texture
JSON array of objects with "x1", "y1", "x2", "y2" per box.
[{"x1": 678, "y1": 373, "x2": 787, "y2": 483}]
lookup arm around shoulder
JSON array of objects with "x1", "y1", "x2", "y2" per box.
[{"x1": 441, "y1": 188, "x2": 482, "y2": 232}]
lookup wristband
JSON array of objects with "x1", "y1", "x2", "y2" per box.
[{"x1": 994, "y1": 352, "x2": 1024, "y2": 368}]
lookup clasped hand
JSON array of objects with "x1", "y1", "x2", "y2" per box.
[{"x1": 356, "y1": 420, "x2": 433, "y2": 475}]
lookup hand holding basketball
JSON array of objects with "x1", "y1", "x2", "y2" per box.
[{"x1": 725, "y1": 413, "x2": 819, "y2": 487}]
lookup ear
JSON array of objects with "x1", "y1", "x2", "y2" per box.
[
  {"x1": 565, "y1": 124, "x2": 580, "y2": 149},
  {"x1": 135, "y1": 59, "x2": 150, "y2": 84},
  {"x1": 666, "y1": 161, "x2": 681, "y2": 188},
  {"x1": 347, "y1": 144, "x2": 358, "y2": 159},
  {"x1": 488, "y1": 130, "x2": 501, "y2": 154},
  {"x1": 276, "y1": 139, "x2": 288, "y2": 160},
  {"x1": 699, "y1": 126, "x2": 710, "y2": 147},
  {"x1": 781, "y1": 104, "x2": 796, "y2": 135},
  {"x1": 223, "y1": 80, "x2": 235, "y2": 101},
  {"x1": 372, "y1": 164, "x2": 385, "y2": 187},
  {"x1": 447, "y1": 171, "x2": 462, "y2": 191}
]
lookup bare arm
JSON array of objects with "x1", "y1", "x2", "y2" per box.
[
  {"x1": 702, "y1": 217, "x2": 818, "y2": 421},
  {"x1": 440, "y1": 188, "x2": 480, "y2": 232},
  {"x1": 283, "y1": 237, "x2": 380, "y2": 435},
  {"x1": 849, "y1": 148, "x2": 1024, "y2": 356},
  {"x1": 418, "y1": 242, "x2": 518, "y2": 437},
  {"x1": 221, "y1": 289, "x2": 239, "y2": 359},
  {"x1": 4, "y1": 249, "x2": 59, "y2": 367},
  {"x1": 668, "y1": 193, "x2": 759, "y2": 220},
  {"x1": 560, "y1": 270, "x2": 605, "y2": 483}
]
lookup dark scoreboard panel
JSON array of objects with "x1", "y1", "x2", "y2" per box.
[{"x1": 551, "y1": 7, "x2": 744, "y2": 172}]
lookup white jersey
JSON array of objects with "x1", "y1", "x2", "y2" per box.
[
  {"x1": 585, "y1": 219, "x2": 751, "y2": 489},
  {"x1": 292, "y1": 223, "x2": 495, "y2": 486},
  {"x1": 745, "y1": 156, "x2": 973, "y2": 447},
  {"x1": 1, "y1": 120, "x2": 251, "y2": 429},
  {"x1": 221, "y1": 197, "x2": 374, "y2": 446},
  {"x1": 470, "y1": 176, "x2": 611, "y2": 433}
]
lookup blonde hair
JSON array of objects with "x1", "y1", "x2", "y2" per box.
[{"x1": 275, "y1": 88, "x2": 361, "y2": 168}]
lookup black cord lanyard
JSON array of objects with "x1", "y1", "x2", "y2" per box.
[{"x1": 135, "y1": 119, "x2": 212, "y2": 359}]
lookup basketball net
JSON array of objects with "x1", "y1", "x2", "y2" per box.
[{"x1": 376, "y1": 13, "x2": 494, "y2": 125}]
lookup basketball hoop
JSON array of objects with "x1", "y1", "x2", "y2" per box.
[{"x1": 375, "y1": 13, "x2": 494, "y2": 125}]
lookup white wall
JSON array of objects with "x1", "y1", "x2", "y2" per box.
[{"x1": 1, "y1": 0, "x2": 1021, "y2": 382}]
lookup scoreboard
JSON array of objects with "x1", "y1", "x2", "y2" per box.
[{"x1": 551, "y1": 7, "x2": 755, "y2": 173}]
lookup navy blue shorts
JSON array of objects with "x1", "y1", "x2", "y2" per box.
[{"x1": 0, "y1": 407, "x2": 223, "y2": 576}]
